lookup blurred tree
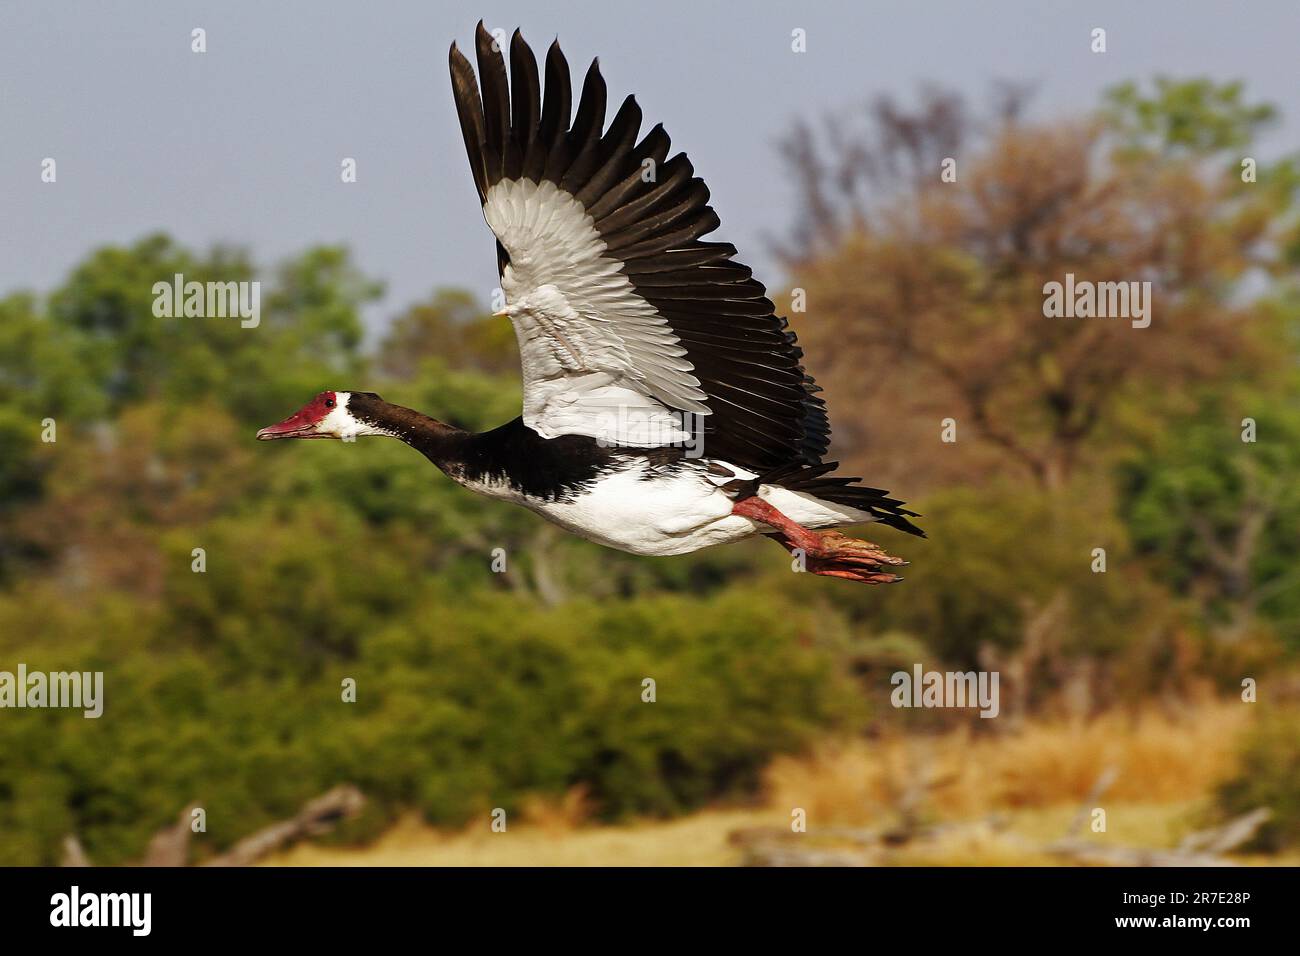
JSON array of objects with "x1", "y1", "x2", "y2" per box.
[
  {"x1": 378, "y1": 288, "x2": 518, "y2": 379},
  {"x1": 1120, "y1": 386, "x2": 1300, "y2": 642},
  {"x1": 771, "y1": 78, "x2": 1299, "y2": 712},
  {"x1": 1, "y1": 70, "x2": 1297, "y2": 867},
  {"x1": 42, "y1": 234, "x2": 381, "y2": 424},
  {"x1": 1104, "y1": 77, "x2": 1276, "y2": 156},
  {"x1": 1214, "y1": 710, "x2": 1300, "y2": 851},
  {"x1": 0, "y1": 292, "x2": 104, "y2": 578},
  {"x1": 775, "y1": 78, "x2": 1292, "y2": 494}
]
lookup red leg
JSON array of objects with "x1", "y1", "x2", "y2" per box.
[
  {"x1": 732, "y1": 495, "x2": 907, "y2": 585},
  {"x1": 730, "y1": 496, "x2": 823, "y2": 551}
]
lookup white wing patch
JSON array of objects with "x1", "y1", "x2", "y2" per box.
[{"x1": 483, "y1": 178, "x2": 710, "y2": 446}]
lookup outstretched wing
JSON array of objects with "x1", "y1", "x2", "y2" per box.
[{"x1": 449, "y1": 23, "x2": 829, "y2": 472}]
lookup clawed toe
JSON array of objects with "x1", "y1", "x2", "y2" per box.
[
  {"x1": 777, "y1": 529, "x2": 909, "y2": 584},
  {"x1": 810, "y1": 565, "x2": 904, "y2": 584},
  {"x1": 747, "y1": 500, "x2": 912, "y2": 587}
]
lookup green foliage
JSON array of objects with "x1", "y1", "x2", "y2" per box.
[
  {"x1": 1104, "y1": 77, "x2": 1276, "y2": 155},
  {"x1": 825, "y1": 482, "x2": 1142, "y2": 666},
  {"x1": 350, "y1": 589, "x2": 860, "y2": 822},
  {"x1": 36, "y1": 234, "x2": 379, "y2": 423},
  {"x1": 1118, "y1": 387, "x2": 1300, "y2": 638},
  {"x1": 0, "y1": 584, "x2": 857, "y2": 864},
  {"x1": 0, "y1": 293, "x2": 106, "y2": 575},
  {"x1": 380, "y1": 288, "x2": 519, "y2": 379},
  {"x1": 0, "y1": 236, "x2": 869, "y2": 863},
  {"x1": 1213, "y1": 710, "x2": 1300, "y2": 851},
  {"x1": 2, "y1": 149, "x2": 1297, "y2": 864}
]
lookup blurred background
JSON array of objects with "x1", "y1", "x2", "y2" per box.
[{"x1": 0, "y1": 1, "x2": 1297, "y2": 865}]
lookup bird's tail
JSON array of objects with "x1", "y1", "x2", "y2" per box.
[{"x1": 755, "y1": 461, "x2": 926, "y2": 538}]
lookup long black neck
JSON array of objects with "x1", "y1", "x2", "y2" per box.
[
  {"x1": 351, "y1": 394, "x2": 689, "y2": 502},
  {"x1": 348, "y1": 394, "x2": 468, "y2": 469}
]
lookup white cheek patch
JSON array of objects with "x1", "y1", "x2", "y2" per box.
[
  {"x1": 317, "y1": 391, "x2": 357, "y2": 438},
  {"x1": 318, "y1": 391, "x2": 393, "y2": 440}
]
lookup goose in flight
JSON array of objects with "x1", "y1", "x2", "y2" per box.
[{"x1": 257, "y1": 23, "x2": 923, "y2": 583}]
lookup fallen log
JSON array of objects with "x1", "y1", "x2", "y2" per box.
[
  {"x1": 61, "y1": 785, "x2": 365, "y2": 867},
  {"x1": 729, "y1": 808, "x2": 1273, "y2": 868},
  {"x1": 205, "y1": 785, "x2": 365, "y2": 867}
]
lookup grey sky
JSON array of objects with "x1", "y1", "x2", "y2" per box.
[{"x1": 2, "y1": 0, "x2": 1297, "y2": 334}]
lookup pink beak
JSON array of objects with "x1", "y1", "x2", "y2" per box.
[{"x1": 256, "y1": 408, "x2": 325, "y2": 440}]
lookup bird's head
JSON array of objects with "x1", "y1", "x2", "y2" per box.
[{"x1": 256, "y1": 390, "x2": 389, "y2": 441}]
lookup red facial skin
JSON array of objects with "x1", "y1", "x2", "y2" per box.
[{"x1": 256, "y1": 391, "x2": 338, "y2": 440}]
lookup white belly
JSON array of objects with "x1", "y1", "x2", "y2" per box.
[
  {"x1": 532, "y1": 461, "x2": 748, "y2": 555},
  {"x1": 463, "y1": 459, "x2": 877, "y2": 557}
]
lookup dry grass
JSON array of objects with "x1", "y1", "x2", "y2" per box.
[
  {"x1": 268, "y1": 808, "x2": 765, "y2": 867},
  {"x1": 266, "y1": 700, "x2": 1264, "y2": 866},
  {"x1": 267, "y1": 800, "x2": 1251, "y2": 867},
  {"x1": 518, "y1": 785, "x2": 594, "y2": 833},
  {"x1": 764, "y1": 699, "x2": 1250, "y2": 825}
]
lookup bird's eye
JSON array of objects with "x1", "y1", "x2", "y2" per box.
[{"x1": 324, "y1": 399, "x2": 335, "y2": 408}]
